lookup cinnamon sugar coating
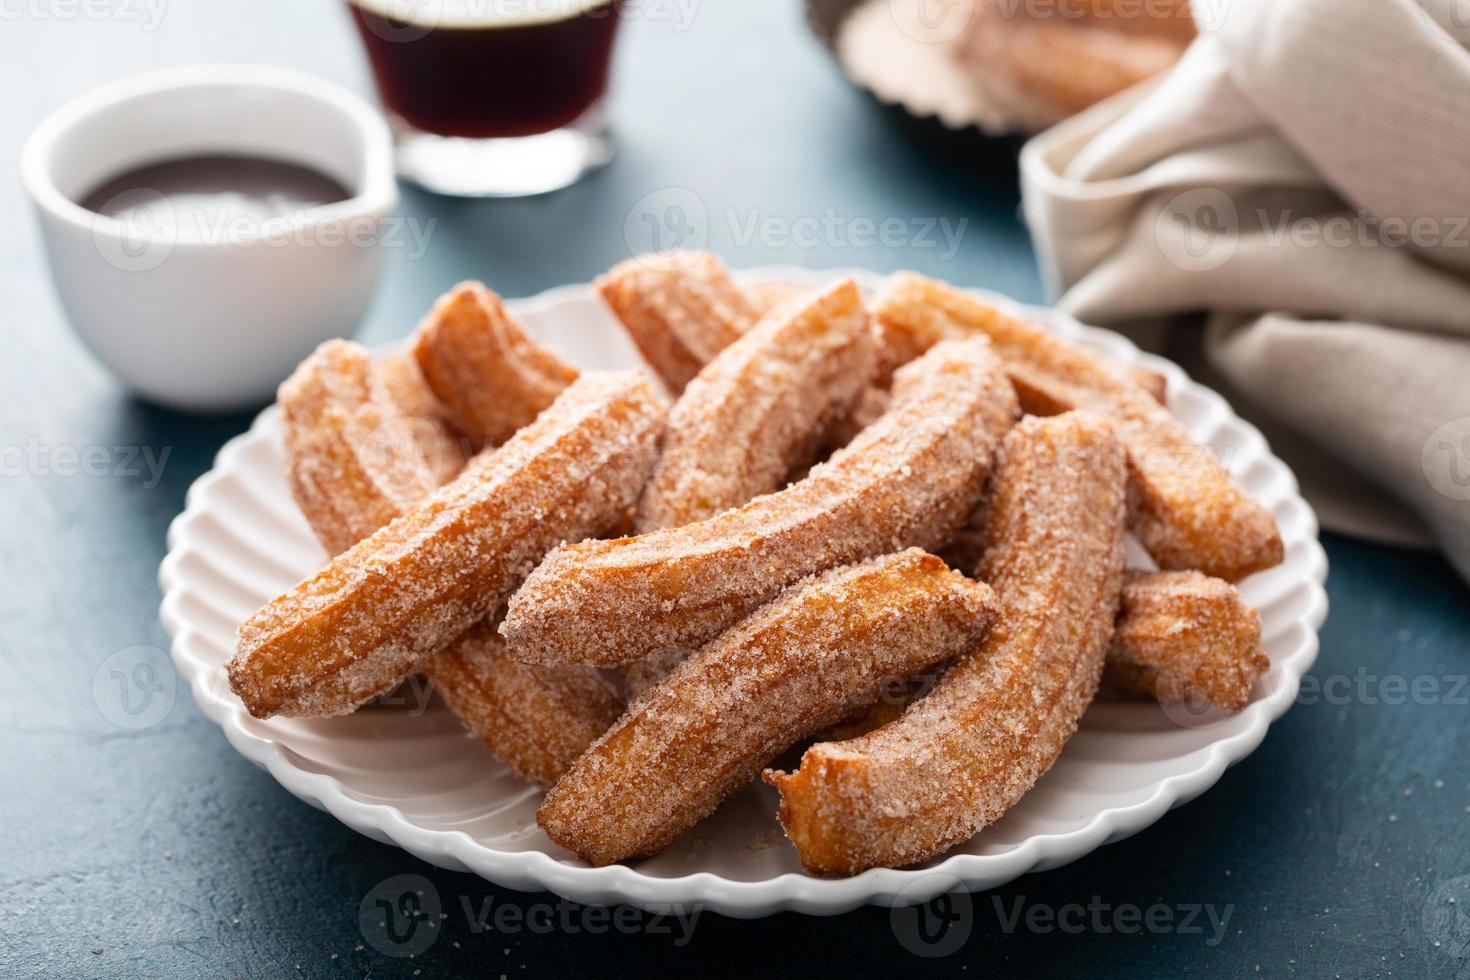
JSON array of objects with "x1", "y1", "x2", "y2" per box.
[
  {"x1": 501, "y1": 338, "x2": 1020, "y2": 668},
  {"x1": 228, "y1": 371, "x2": 666, "y2": 719},
  {"x1": 374, "y1": 350, "x2": 471, "y2": 487},
  {"x1": 425, "y1": 621, "x2": 624, "y2": 789},
  {"x1": 766, "y1": 412, "x2": 1127, "y2": 875},
  {"x1": 279, "y1": 341, "x2": 446, "y2": 557},
  {"x1": 875, "y1": 272, "x2": 1282, "y2": 581},
  {"x1": 412, "y1": 281, "x2": 579, "y2": 450},
  {"x1": 635, "y1": 277, "x2": 875, "y2": 532},
  {"x1": 1106, "y1": 570, "x2": 1268, "y2": 712},
  {"x1": 596, "y1": 252, "x2": 759, "y2": 392},
  {"x1": 537, "y1": 549, "x2": 997, "y2": 866}
]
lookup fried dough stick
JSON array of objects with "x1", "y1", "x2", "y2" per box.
[
  {"x1": 502, "y1": 338, "x2": 1020, "y2": 668},
  {"x1": 229, "y1": 371, "x2": 665, "y2": 718},
  {"x1": 538, "y1": 549, "x2": 997, "y2": 865},
  {"x1": 766, "y1": 412, "x2": 1127, "y2": 875},
  {"x1": 875, "y1": 272, "x2": 1282, "y2": 581}
]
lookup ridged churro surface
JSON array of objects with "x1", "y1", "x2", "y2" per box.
[
  {"x1": 596, "y1": 252, "x2": 758, "y2": 392},
  {"x1": 875, "y1": 273, "x2": 1282, "y2": 581},
  {"x1": 425, "y1": 621, "x2": 624, "y2": 789},
  {"x1": 1107, "y1": 570, "x2": 1268, "y2": 712},
  {"x1": 635, "y1": 278, "x2": 875, "y2": 532},
  {"x1": 502, "y1": 338, "x2": 1019, "y2": 667},
  {"x1": 228, "y1": 372, "x2": 666, "y2": 718},
  {"x1": 766, "y1": 412, "x2": 1127, "y2": 874},
  {"x1": 538, "y1": 549, "x2": 996, "y2": 866},
  {"x1": 412, "y1": 281, "x2": 579, "y2": 450}
]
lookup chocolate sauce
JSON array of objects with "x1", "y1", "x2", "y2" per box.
[
  {"x1": 348, "y1": 0, "x2": 622, "y2": 139},
  {"x1": 79, "y1": 155, "x2": 351, "y2": 230}
]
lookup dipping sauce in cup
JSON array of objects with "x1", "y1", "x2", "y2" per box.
[{"x1": 347, "y1": 0, "x2": 623, "y2": 197}]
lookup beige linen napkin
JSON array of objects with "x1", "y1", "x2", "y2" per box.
[{"x1": 1020, "y1": 0, "x2": 1470, "y2": 581}]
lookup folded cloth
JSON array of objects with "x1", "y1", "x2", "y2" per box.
[{"x1": 1020, "y1": 0, "x2": 1470, "y2": 582}]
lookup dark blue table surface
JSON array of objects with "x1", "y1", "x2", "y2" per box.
[{"x1": 3, "y1": 3, "x2": 1468, "y2": 977}]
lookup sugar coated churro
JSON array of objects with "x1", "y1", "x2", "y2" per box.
[
  {"x1": 1106, "y1": 570, "x2": 1268, "y2": 712},
  {"x1": 766, "y1": 411, "x2": 1127, "y2": 875},
  {"x1": 875, "y1": 272, "x2": 1282, "y2": 581},
  {"x1": 502, "y1": 337, "x2": 1020, "y2": 668},
  {"x1": 280, "y1": 340, "x2": 440, "y2": 556},
  {"x1": 538, "y1": 549, "x2": 997, "y2": 865},
  {"x1": 635, "y1": 277, "x2": 876, "y2": 532},
  {"x1": 424, "y1": 621, "x2": 624, "y2": 788},
  {"x1": 596, "y1": 252, "x2": 759, "y2": 392},
  {"x1": 412, "y1": 281, "x2": 579, "y2": 450},
  {"x1": 374, "y1": 350, "x2": 471, "y2": 487},
  {"x1": 229, "y1": 371, "x2": 666, "y2": 719}
]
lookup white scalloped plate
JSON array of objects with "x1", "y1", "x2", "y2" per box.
[{"x1": 158, "y1": 267, "x2": 1327, "y2": 917}]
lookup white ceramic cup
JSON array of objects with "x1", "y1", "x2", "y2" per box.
[{"x1": 22, "y1": 64, "x2": 398, "y2": 411}]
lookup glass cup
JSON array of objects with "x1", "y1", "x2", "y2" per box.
[{"x1": 347, "y1": 0, "x2": 622, "y2": 197}]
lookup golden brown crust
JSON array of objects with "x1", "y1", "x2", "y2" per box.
[
  {"x1": 635, "y1": 278, "x2": 876, "y2": 531},
  {"x1": 743, "y1": 279, "x2": 810, "y2": 318},
  {"x1": 279, "y1": 341, "x2": 440, "y2": 557},
  {"x1": 374, "y1": 350, "x2": 472, "y2": 487},
  {"x1": 228, "y1": 372, "x2": 666, "y2": 719},
  {"x1": 596, "y1": 252, "x2": 759, "y2": 393},
  {"x1": 874, "y1": 272, "x2": 1282, "y2": 581},
  {"x1": 953, "y1": 1, "x2": 1190, "y2": 130},
  {"x1": 537, "y1": 549, "x2": 997, "y2": 866},
  {"x1": 425, "y1": 621, "x2": 624, "y2": 789},
  {"x1": 501, "y1": 338, "x2": 1020, "y2": 668},
  {"x1": 766, "y1": 412, "x2": 1128, "y2": 875},
  {"x1": 1106, "y1": 570, "x2": 1268, "y2": 712},
  {"x1": 412, "y1": 281, "x2": 579, "y2": 450}
]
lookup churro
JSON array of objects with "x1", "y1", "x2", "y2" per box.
[
  {"x1": 229, "y1": 371, "x2": 666, "y2": 718},
  {"x1": 596, "y1": 252, "x2": 759, "y2": 392},
  {"x1": 1106, "y1": 570, "x2": 1267, "y2": 712},
  {"x1": 635, "y1": 277, "x2": 875, "y2": 532},
  {"x1": 743, "y1": 279, "x2": 809, "y2": 317},
  {"x1": 412, "y1": 281, "x2": 579, "y2": 450},
  {"x1": 502, "y1": 337, "x2": 1020, "y2": 668},
  {"x1": 425, "y1": 621, "x2": 624, "y2": 788},
  {"x1": 875, "y1": 272, "x2": 1282, "y2": 581},
  {"x1": 766, "y1": 412, "x2": 1127, "y2": 875},
  {"x1": 374, "y1": 350, "x2": 471, "y2": 487},
  {"x1": 279, "y1": 340, "x2": 439, "y2": 556},
  {"x1": 538, "y1": 549, "x2": 997, "y2": 866}
]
